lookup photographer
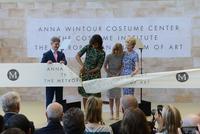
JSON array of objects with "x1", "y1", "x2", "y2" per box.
[{"x1": 149, "y1": 105, "x2": 163, "y2": 134}]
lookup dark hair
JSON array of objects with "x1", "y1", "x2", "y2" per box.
[
  {"x1": 51, "y1": 36, "x2": 60, "y2": 44},
  {"x1": 5, "y1": 114, "x2": 34, "y2": 134},
  {"x1": 120, "y1": 108, "x2": 150, "y2": 134},
  {"x1": 63, "y1": 108, "x2": 85, "y2": 134},
  {"x1": 89, "y1": 34, "x2": 103, "y2": 50},
  {"x1": 1, "y1": 128, "x2": 25, "y2": 134},
  {"x1": 0, "y1": 115, "x2": 4, "y2": 133}
]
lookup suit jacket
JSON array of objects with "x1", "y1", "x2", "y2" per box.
[
  {"x1": 3, "y1": 112, "x2": 17, "y2": 125},
  {"x1": 34, "y1": 121, "x2": 64, "y2": 134},
  {"x1": 4, "y1": 112, "x2": 35, "y2": 133},
  {"x1": 41, "y1": 50, "x2": 67, "y2": 65},
  {"x1": 110, "y1": 120, "x2": 121, "y2": 134}
]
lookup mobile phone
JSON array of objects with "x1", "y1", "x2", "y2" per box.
[{"x1": 181, "y1": 126, "x2": 199, "y2": 134}]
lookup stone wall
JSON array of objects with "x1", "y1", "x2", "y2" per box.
[{"x1": 0, "y1": 0, "x2": 200, "y2": 102}]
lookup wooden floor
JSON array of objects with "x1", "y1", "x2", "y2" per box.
[{"x1": 1, "y1": 99, "x2": 200, "y2": 128}]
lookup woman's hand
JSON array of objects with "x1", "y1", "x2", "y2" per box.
[
  {"x1": 80, "y1": 66, "x2": 86, "y2": 74},
  {"x1": 131, "y1": 71, "x2": 137, "y2": 77}
]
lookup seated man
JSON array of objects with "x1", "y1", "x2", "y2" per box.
[
  {"x1": 1, "y1": 91, "x2": 21, "y2": 124},
  {"x1": 63, "y1": 107, "x2": 85, "y2": 134},
  {"x1": 5, "y1": 114, "x2": 33, "y2": 134},
  {"x1": 34, "y1": 102, "x2": 64, "y2": 134}
]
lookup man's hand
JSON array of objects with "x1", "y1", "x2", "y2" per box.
[
  {"x1": 60, "y1": 60, "x2": 65, "y2": 64},
  {"x1": 47, "y1": 60, "x2": 52, "y2": 64}
]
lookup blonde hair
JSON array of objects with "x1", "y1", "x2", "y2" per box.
[
  {"x1": 112, "y1": 43, "x2": 123, "y2": 55},
  {"x1": 161, "y1": 105, "x2": 182, "y2": 134},
  {"x1": 173, "y1": 106, "x2": 182, "y2": 128},
  {"x1": 126, "y1": 37, "x2": 136, "y2": 48},
  {"x1": 85, "y1": 96, "x2": 103, "y2": 124}
]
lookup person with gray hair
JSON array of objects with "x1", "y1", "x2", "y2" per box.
[
  {"x1": 1, "y1": 91, "x2": 21, "y2": 124},
  {"x1": 34, "y1": 102, "x2": 64, "y2": 134},
  {"x1": 110, "y1": 95, "x2": 138, "y2": 134},
  {"x1": 121, "y1": 95, "x2": 138, "y2": 113}
]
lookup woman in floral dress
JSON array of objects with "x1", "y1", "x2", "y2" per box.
[
  {"x1": 121, "y1": 37, "x2": 139, "y2": 95},
  {"x1": 76, "y1": 34, "x2": 105, "y2": 109}
]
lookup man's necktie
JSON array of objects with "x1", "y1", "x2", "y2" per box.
[{"x1": 54, "y1": 51, "x2": 58, "y2": 62}]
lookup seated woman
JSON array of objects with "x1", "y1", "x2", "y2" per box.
[
  {"x1": 156, "y1": 105, "x2": 182, "y2": 134},
  {"x1": 120, "y1": 108, "x2": 150, "y2": 134},
  {"x1": 85, "y1": 96, "x2": 113, "y2": 134}
]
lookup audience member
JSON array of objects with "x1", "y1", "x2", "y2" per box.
[
  {"x1": 1, "y1": 128, "x2": 25, "y2": 134},
  {"x1": 85, "y1": 96, "x2": 113, "y2": 134},
  {"x1": 63, "y1": 107, "x2": 85, "y2": 134},
  {"x1": 1, "y1": 92, "x2": 21, "y2": 124},
  {"x1": 5, "y1": 114, "x2": 33, "y2": 134},
  {"x1": 120, "y1": 108, "x2": 150, "y2": 134},
  {"x1": 154, "y1": 105, "x2": 163, "y2": 133},
  {"x1": 34, "y1": 102, "x2": 64, "y2": 134},
  {"x1": 183, "y1": 114, "x2": 200, "y2": 127},
  {"x1": 156, "y1": 105, "x2": 182, "y2": 134},
  {"x1": 110, "y1": 95, "x2": 138, "y2": 134}
]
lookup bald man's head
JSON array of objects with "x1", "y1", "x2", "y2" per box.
[
  {"x1": 121, "y1": 95, "x2": 138, "y2": 113},
  {"x1": 46, "y1": 102, "x2": 63, "y2": 122}
]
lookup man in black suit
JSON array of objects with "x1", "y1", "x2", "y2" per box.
[
  {"x1": 110, "y1": 95, "x2": 138, "y2": 134},
  {"x1": 5, "y1": 114, "x2": 34, "y2": 134},
  {"x1": 41, "y1": 37, "x2": 67, "y2": 108},
  {"x1": 34, "y1": 102, "x2": 64, "y2": 134},
  {"x1": 1, "y1": 92, "x2": 35, "y2": 134}
]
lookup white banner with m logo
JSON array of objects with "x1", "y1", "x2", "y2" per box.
[{"x1": 0, "y1": 63, "x2": 81, "y2": 87}]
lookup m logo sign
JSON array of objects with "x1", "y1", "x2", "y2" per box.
[
  {"x1": 176, "y1": 72, "x2": 189, "y2": 82},
  {"x1": 7, "y1": 69, "x2": 19, "y2": 81}
]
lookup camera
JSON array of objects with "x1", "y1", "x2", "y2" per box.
[{"x1": 181, "y1": 126, "x2": 199, "y2": 134}]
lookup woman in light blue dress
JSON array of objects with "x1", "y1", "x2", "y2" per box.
[{"x1": 121, "y1": 37, "x2": 139, "y2": 95}]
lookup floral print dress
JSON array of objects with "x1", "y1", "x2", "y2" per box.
[
  {"x1": 121, "y1": 50, "x2": 139, "y2": 95},
  {"x1": 78, "y1": 45, "x2": 105, "y2": 97}
]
